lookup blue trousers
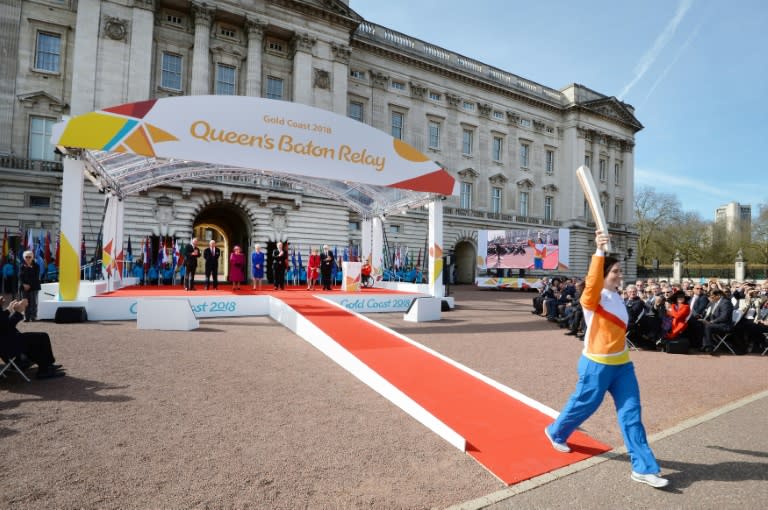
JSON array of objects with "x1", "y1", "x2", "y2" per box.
[{"x1": 547, "y1": 356, "x2": 660, "y2": 474}]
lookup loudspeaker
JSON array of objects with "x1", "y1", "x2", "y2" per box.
[
  {"x1": 441, "y1": 299, "x2": 451, "y2": 312},
  {"x1": 665, "y1": 337, "x2": 689, "y2": 354},
  {"x1": 55, "y1": 306, "x2": 88, "y2": 324}
]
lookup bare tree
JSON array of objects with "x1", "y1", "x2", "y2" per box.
[{"x1": 633, "y1": 186, "x2": 682, "y2": 265}]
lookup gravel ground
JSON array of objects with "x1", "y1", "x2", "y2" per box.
[{"x1": 1, "y1": 286, "x2": 766, "y2": 509}]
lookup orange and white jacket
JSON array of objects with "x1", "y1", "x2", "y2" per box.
[{"x1": 580, "y1": 251, "x2": 630, "y2": 365}]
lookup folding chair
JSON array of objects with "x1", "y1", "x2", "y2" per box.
[
  {"x1": 762, "y1": 333, "x2": 768, "y2": 356},
  {"x1": 712, "y1": 309, "x2": 743, "y2": 355},
  {"x1": 0, "y1": 356, "x2": 32, "y2": 382}
]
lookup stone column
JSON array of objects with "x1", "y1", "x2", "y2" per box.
[
  {"x1": 291, "y1": 33, "x2": 316, "y2": 105},
  {"x1": 735, "y1": 249, "x2": 745, "y2": 282},
  {"x1": 331, "y1": 43, "x2": 351, "y2": 116},
  {"x1": 190, "y1": 2, "x2": 214, "y2": 95},
  {"x1": 673, "y1": 251, "x2": 683, "y2": 285},
  {"x1": 369, "y1": 69, "x2": 390, "y2": 132},
  {"x1": 622, "y1": 140, "x2": 635, "y2": 227},
  {"x1": 70, "y1": 0, "x2": 101, "y2": 114},
  {"x1": 128, "y1": 1, "x2": 155, "y2": 102},
  {"x1": 0, "y1": 0, "x2": 22, "y2": 153},
  {"x1": 245, "y1": 17, "x2": 266, "y2": 97}
]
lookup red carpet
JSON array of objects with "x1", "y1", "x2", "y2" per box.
[
  {"x1": 96, "y1": 284, "x2": 411, "y2": 297},
  {"x1": 279, "y1": 294, "x2": 611, "y2": 485}
]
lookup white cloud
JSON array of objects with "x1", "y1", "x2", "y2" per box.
[
  {"x1": 635, "y1": 168, "x2": 730, "y2": 197},
  {"x1": 619, "y1": 0, "x2": 694, "y2": 100}
]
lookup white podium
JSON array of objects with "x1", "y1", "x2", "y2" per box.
[
  {"x1": 403, "y1": 297, "x2": 442, "y2": 322},
  {"x1": 342, "y1": 262, "x2": 362, "y2": 292}
]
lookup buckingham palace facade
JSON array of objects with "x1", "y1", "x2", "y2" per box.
[{"x1": 0, "y1": 0, "x2": 641, "y2": 283}]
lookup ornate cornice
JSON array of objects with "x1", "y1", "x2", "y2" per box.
[
  {"x1": 458, "y1": 168, "x2": 479, "y2": 180},
  {"x1": 445, "y1": 93, "x2": 461, "y2": 108},
  {"x1": 542, "y1": 184, "x2": 559, "y2": 193},
  {"x1": 292, "y1": 32, "x2": 317, "y2": 55},
  {"x1": 488, "y1": 173, "x2": 508, "y2": 185},
  {"x1": 409, "y1": 82, "x2": 428, "y2": 100},
  {"x1": 245, "y1": 17, "x2": 267, "y2": 39},
  {"x1": 191, "y1": 2, "x2": 214, "y2": 26},
  {"x1": 331, "y1": 43, "x2": 351, "y2": 64},
  {"x1": 478, "y1": 103, "x2": 492, "y2": 117},
  {"x1": 516, "y1": 178, "x2": 535, "y2": 190},
  {"x1": 369, "y1": 69, "x2": 389, "y2": 89}
]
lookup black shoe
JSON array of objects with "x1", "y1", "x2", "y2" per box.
[
  {"x1": 703, "y1": 346, "x2": 714, "y2": 354},
  {"x1": 37, "y1": 367, "x2": 66, "y2": 379},
  {"x1": 564, "y1": 330, "x2": 577, "y2": 336},
  {"x1": 50, "y1": 364, "x2": 63, "y2": 370}
]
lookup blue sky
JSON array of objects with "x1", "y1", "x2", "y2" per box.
[{"x1": 352, "y1": 0, "x2": 768, "y2": 220}]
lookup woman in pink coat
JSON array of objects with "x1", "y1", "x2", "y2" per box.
[{"x1": 229, "y1": 245, "x2": 246, "y2": 291}]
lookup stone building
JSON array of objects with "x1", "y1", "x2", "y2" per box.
[{"x1": 0, "y1": 0, "x2": 640, "y2": 283}]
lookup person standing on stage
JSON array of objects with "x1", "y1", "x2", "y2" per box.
[
  {"x1": 19, "y1": 251, "x2": 41, "y2": 322},
  {"x1": 320, "y1": 244, "x2": 335, "y2": 291},
  {"x1": 251, "y1": 243, "x2": 265, "y2": 291},
  {"x1": 544, "y1": 230, "x2": 669, "y2": 489},
  {"x1": 306, "y1": 247, "x2": 320, "y2": 290},
  {"x1": 272, "y1": 241, "x2": 287, "y2": 290},
  {"x1": 229, "y1": 245, "x2": 245, "y2": 291},
  {"x1": 203, "y1": 240, "x2": 221, "y2": 290},
  {"x1": 183, "y1": 238, "x2": 200, "y2": 291}
]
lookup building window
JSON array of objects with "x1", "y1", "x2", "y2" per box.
[
  {"x1": 462, "y1": 101, "x2": 475, "y2": 112},
  {"x1": 349, "y1": 221, "x2": 360, "y2": 232},
  {"x1": 165, "y1": 14, "x2": 184, "y2": 26},
  {"x1": 462, "y1": 129, "x2": 474, "y2": 156},
  {"x1": 492, "y1": 136, "x2": 503, "y2": 162},
  {"x1": 545, "y1": 149, "x2": 555, "y2": 175},
  {"x1": 160, "y1": 52, "x2": 182, "y2": 91},
  {"x1": 519, "y1": 191, "x2": 529, "y2": 217},
  {"x1": 599, "y1": 159, "x2": 607, "y2": 181},
  {"x1": 389, "y1": 224, "x2": 401, "y2": 234},
  {"x1": 391, "y1": 111, "x2": 404, "y2": 139},
  {"x1": 493, "y1": 110, "x2": 505, "y2": 120},
  {"x1": 544, "y1": 196, "x2": 553, "y2": 222},
  {"x1": 350, "y1": 69, "x2": 366, "y2": 80},
  {"x1": 583, "y1": 199, "x2": 592, "y2": 221},
  {"x1": 520, "y1": 118, "x2": 531, "y2": 127},
  {"x1": 520, "y1": 142, "x2": 530, "y2": 168},
  {"x1": 614, "y1": 162, "x2": 622, "y2": 185},
  {"x1": 35, "y1": 32, "x2": 61, "y2": 73},
  {"x1": 428, "y1": 121, "x2": 440, "y2": 149},
  {"x1": 614, "y1": 200, "x2": 623, "y2": 222},
  {"x1": 219, "y1": 26, "x2": 236, "y2": 38},
  {"x1": 460, "y1": 182, "x2": 473, "y2": 209},
  {"x1": 428, "y1": 91, "x2": 441, "y2": 101},
  {"x1": 266, "y1": 76, "x2": 284, "y2": 100},
  {"x1": 491, "y1": 187, "x2": 502, "y2": 214},
  {"x1": 29, "y1": 195, "x2": 51, "y2": 209},
  {"x1": 348, "y1": 101, "x2": 364, "y2": 122},
  {"x1": 214, "y1": 64, "x2": 236, "y2": 95},
  {"x1": 391, "y1": 80, "x2": 406, "y2": 91},
  {"x1": 584, "y1": 154, "x2": 591, "y2": 169},
  {"x1": 28, "y1": 116, "x2": 56, "y2": 161},
  {"x1": 266, "y1": 38, "x2": 286, "y2": 55}
]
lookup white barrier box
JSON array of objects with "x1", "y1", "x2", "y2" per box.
[
  {"x1": 137, "y1": 298, "x2": 199, "y2": 330},
  {"x1": 404, "y1": 297, "x2": 442, "y2": 322},
  {"x1": 341, "y1": 262, "x2": 361, "y2": 292}
]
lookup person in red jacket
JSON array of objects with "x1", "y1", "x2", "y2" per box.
[{"x1": 664, "y1": 290, "x2": 691, "y2": 340}]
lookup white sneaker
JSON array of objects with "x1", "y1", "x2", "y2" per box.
[
  {"x1": 544, "y1": 427, "x2": 571, "y2": 453},
  {"x1": 631, "y1": 471, "x2": 669, "y2": 488}
]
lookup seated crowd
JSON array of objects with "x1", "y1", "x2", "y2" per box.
[{"x1": 532, "y1": 276, "x2": 768, "y2": 355}]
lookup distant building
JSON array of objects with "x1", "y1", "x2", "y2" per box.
[
  {"x1": 715, "y1": 202, "x2": 752, "y2": 240},
  {"x1": 0, "y1": 0, "x2": 642, "y2": 282}
]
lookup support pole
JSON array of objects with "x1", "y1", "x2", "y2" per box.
[
  {"x1": 59, "y1": 157, "x2": 85, "y2": 301},
  {"x1": 428, "y1": 199, "x2": 445, "y2": 298}
]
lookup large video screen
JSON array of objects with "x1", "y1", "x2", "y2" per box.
[{"x1": 477, "y1": 228, "x2": 570, "y2": 271}]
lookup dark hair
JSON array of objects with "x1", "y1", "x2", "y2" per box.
[{"x1": 603, "y1": 256, "x2": 620, "y2": 278}]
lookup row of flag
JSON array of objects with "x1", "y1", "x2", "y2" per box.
[{"x1": 2, "y1": 227, "x2": 60, "y2": 278}]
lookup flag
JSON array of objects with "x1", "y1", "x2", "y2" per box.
[
  {"x1": 343, "y1": 247, "x2": 349, "y2": 262},
  {"x1": 54, "y1": 233, "x2": 60, "y2": 268},
  {"x1": 26, "y1": 228, "x2": 34, "y2": 252},
  {"x1": 175, "y1": 239, "x2": 185, "y2": 269},
  {"x1": 1, "y1": 228, "x2": 7, "y2": 262},
  {"x1": 157, "y1": 238, "x2": 166, "y2": 267},
  {"x1": 416, "y1": 248, "x2": 422, "y2": 268},
  {"x1": 297, "y1": 246, "x2": 303, "y2": 270},
  {"x1": 331, "y1": 245, "x2": 339, "y2": 281},
  {"x1": 126, "y1": 235, "x2": 133, "y2": 265},
  {"x1": 143, "y1": 237, "x2": 150, "y2": 273},
  {"x1": 291, "y1": 248, "x2": 297, "y2": 270},
  {"x1": 44, "y1": 231, "x2": 52, "y2": 266},
  {"x1": 80, "y1": 235, "x2": 87, "y2": 267},
  {"x1": 35, "y1": 233, "x2": 45, "y2": 278}
]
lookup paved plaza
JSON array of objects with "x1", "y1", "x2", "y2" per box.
[{"x1": 1, "y1": 286, "x2": 766, "y2": 509}]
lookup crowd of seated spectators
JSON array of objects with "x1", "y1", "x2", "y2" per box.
[{"x1": 531, "y1": 276, "x2": 768, "y2": 355}]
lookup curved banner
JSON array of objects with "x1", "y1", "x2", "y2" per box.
[{"x1": 52, "y1": 96, "x2": 457, "y2": 195}]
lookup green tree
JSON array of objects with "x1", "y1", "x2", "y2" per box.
[{"x1": 633, "y1": 186, "x2": 682, "y2": 266}]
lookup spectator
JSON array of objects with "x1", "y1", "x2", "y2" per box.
[
  {"x1": 0, "y1": 297, "x2": 65, "y2": 379},
  {"x1": 19, "y1": 250, "x2": 41, "y2": 322},
  {"x1": 699, "y1": 289, "x2": 734, "y2": 354}
]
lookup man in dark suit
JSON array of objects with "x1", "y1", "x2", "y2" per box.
[
  {"x1": 203, "y1": 240, "x2": 221, "y2": 290},
  {"x1": 183, "y1": 238, "x2": 200, "y2": 291},
  {"x1": 320, "y1": 244, "x2": 335, "y2": 290},
  {"x1": 1, "y1": 297, "x2": 64, "y2": 379},
  {"x1": 685, "y1": 284, "x2": 710, "y2": 349},
  {"x1": 700, "y1": 289, "x2": 734, "y2": 354}
]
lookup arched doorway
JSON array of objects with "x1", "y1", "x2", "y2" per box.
[
  {"x1": 193, "y1": 202, "x2": 252, "y2": 282},
  {"x1": 454, "y1": 240, "x2": 476, "y2": 284}
]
